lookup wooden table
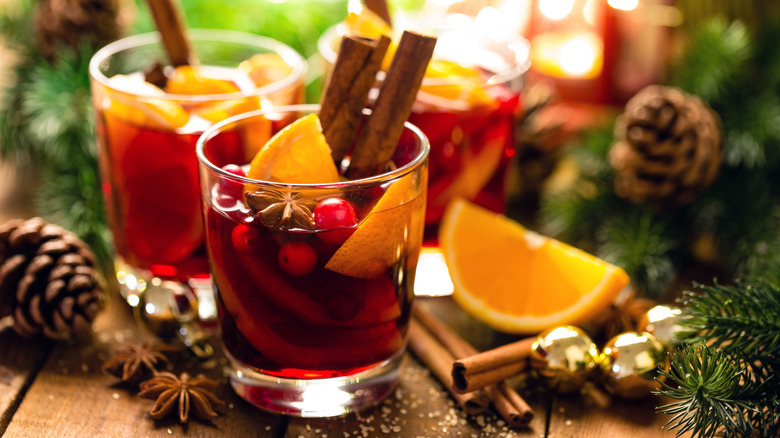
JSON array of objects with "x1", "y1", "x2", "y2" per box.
[{"x1": 0, "y1": 280, "x2": 681, "y2": 438}]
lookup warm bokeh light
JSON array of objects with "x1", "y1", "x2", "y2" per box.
[
  {"x1": 531, "y1": 31, "x2": 603, "y2": 79},
  {"x1": 560, "y1": 38, "x2": 598, "y2": 76},
  {"x1": 608, "y1": 0, "x2": 639, "y2": 11},
  {"x1": 539, "y1": 0, "x2": 575, "y2": 20}
]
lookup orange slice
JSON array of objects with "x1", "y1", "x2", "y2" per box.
[
  {"x1": 440, "y1": 199, "x2": 630, "y2": 334},
  {"x1": 343, "y1": 8, "x2": 396, "y2": 71},
  {"x1": 239, "y1": 53, "x2": 294, "y2": 87},
  {"x1": 104, "y1": 75, "x2": 189, "y2": 129},
  {"x1": 247, "y1": 113, "x2": 339, "y2": 184},
  {"x1": 344, "y1": 8, "x2": 391, "y2": 40},
  {"x1": 418, "y1": 60, "x2": 493, "y2": 109},
  {"x1": 325, "y1": 172, "x2": 426, "y2": 279},
  {"x1": 165, "y1": 65, "x2": 241, "y2": 95}
]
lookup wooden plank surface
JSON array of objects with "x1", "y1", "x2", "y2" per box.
[{"x1": 0, "y1": 278, "x2": 682, "y2": 437}]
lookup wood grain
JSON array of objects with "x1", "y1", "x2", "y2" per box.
[{"x1": 1, "y1": 280, "x2": 686, "y2": 437}]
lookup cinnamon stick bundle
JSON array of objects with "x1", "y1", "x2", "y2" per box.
[
  {"x1": 145, "y1": 0, "x2": 193, "y2": 66},
  {"x1": 407, "y1": 320, "x2": 489, "y2": 415},
  {"x1": 452, "y1": 336, "x2": 535, "y2": 394},
  {"x1": 346, "y1": 31, "x2": 436, "y2": 179},
  {"x1": 412, "y1": 306, "x2": 535, "y2": 428},
  {"x1": 319, "y1": 35, "x2": 390, "y2": 164}
]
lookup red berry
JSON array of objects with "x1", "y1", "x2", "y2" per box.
[
  {"x1": 220, "y1": 164, "x2": 246, "y2": 199},
  {"x1": 314, "y1": 198, "x2": 358, "y2": 245},
  {"x1": 277, "y1": 241, "x2": 317, "y2": 276},
  {"x1": 231, "y1": 224, "x2": 261, "y2": 255}
]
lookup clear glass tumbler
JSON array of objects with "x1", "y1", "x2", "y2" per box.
[
  {"x1": 89, "y1": 29, "x2": 305, "y2": 314},
  {"x1": 197, "y1": 104, "x2": 429, "y2": 417}
]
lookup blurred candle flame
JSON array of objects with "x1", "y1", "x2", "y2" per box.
[{"x1": 539, "y1": 0, "x2": 575, "y2": 20}]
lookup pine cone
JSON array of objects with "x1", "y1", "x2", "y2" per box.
[
  {"x1": 609, "y1": 85, "x2": 723, "y2": 208},
  {"x1": 0, "y1": 218, "x2": 104, "y2": 340},
  {"x1": 33, "y1": 0, "x2": 134, "y2": 60}
]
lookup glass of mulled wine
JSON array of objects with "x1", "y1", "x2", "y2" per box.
[
  {"x1": 318, "y1": 15, "x2": 530, "y2": 241},
  {"x1": 197, "y1": 104, "x2": 429, "y2": 417},
  {"x1": 89, "y1": 29, "x2": 305, "y2": 311}
]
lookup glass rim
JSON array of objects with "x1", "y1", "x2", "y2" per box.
[
  {"x1": 317, "y1": 24, "x2": 531, "y2": 87},
  {"x1": 89, "y1": 28, "x2": 307, "y2": 103},
  {"x1": 196, "y1": 104, "x2": 430, "y2": 190}
]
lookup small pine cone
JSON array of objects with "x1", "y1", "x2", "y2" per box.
[
  {"x1": 609, "y1": 85, "x2": 723, "y2": 208},
  {"x1": 0, "y1": 218, "x2": 104, "y2": 340},
  {"x1": 33, "y1": 0, "x2": 135, "y2": 60}
]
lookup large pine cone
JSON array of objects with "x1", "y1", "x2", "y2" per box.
[
  {"x1": 609, "y1": 85, "x2": 723, "y2": 207},
  {"x1": 34, "y1": 0, "x2": 134, "y2": 59},
  {"x1": 0, "y1": 218, "x2": 104, "y2": 340}
]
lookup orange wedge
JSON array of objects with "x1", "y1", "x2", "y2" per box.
[
  {"x1": 418, "y1": 60, "x2": 493, "y2": 109},
  {"x1": 165, "y1": 65, "x2": 241, "y2": 95},
  {"x1": 325, "y1": 171, "x2": 426, "y2": 279},
  {"x1": 247, "y1": 113, "x2": 339, "y2": 184},
  {"x1": 343, "y1": 8, "x2": 396, "y2": 71},
  {"x1": 239, "y1": 53, "x2": 294, "y2": 87},
  {"x1": 104, "y1": 75, "x2": 189, "y2": 130},
  {"x1": 440, "y1": 199, "x2": 630, "y2": 334}
]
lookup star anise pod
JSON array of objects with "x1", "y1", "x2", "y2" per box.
[
  {"x1": 139, "y1": 372, "x2": 224, "y2": 423},
  {"x1": 245, "y1": 190, "x2": 318, "y2": 230},
  {"x1": 101, "y1": 342, "x2": 180, "y2": 383},
  {"x1": 590, "y1": 296, "x2": 657, "y2": 342}
]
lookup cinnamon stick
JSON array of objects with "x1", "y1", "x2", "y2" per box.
[
  {"x1": 413, "y1": 306, "x2": 535, "y2": 428},
  {"x1": 363, "y1": 0, "x2": 392, "y2": 27},
  {"x1": 145, "y1": 0, "x2": 193, "y2": 66},
  {"x1": 319, "y1": 35, "x2": 390, "y2": 165},
  {"x1": 452, "y1": 336, "x2": 535, "y2": 393},
  {"x1": 407, "y1": 320, "x2": 489, "y2": 415},
  {"x1": 346, "y1": 31, "x2": 436, "y2": 179}
]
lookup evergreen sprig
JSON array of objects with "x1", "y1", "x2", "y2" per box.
[
  {"x1": 678, "y1": 282, "x2": 780, "y2": 358},
  {"x1": 657, "y1": 281, "x2": 780, "y2": 437},
  {"x1": 657, "y1": 345, "x2": 763, "y2": 438},
  {"x1": 540, "y1": 18, "x2": 780, "y2": 298}
]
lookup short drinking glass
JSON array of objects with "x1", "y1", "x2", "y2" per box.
[
  {"x1": 89, "y1": 29, "x2": 305, "y2": 312},
  {"x1": 197, "y1": 104, "x2": 429, "y2": 416}
]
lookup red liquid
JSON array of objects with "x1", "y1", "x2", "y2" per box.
[
  {"x1": 411, "y1": 87, "x2": 520, "y2": 241},
  {"x1": 204, "y1": 188, "x2": 417, "y2": 379},
  {"x1": 96, "y1": 113, "x2": 219, "y2": 281}
]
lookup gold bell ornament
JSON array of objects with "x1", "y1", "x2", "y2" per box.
[
  {"x1": 637, "y1": 304, "x2": 687, "y2": 347},
  {"x1": 530, "y1": 326, "x2": 600, "y2": 394},
  {"x1": 600, "y1": 331, "x2": 669, "y2": 400}
]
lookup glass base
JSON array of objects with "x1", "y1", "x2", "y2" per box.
[
  {"x1": 113, "y1": 257, "x2": 217, "y2": 358},
  {"x1": 228, "y1": 351, "x2": 404, "y2": 417}
]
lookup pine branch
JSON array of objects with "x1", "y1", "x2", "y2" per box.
[
  {"x1": 657, "y1": 344, "x2": 765, "y2": 438},
  {"x1": 678, "y1": 282, "x2": 780, "y2": 360},
  {"x1": 658, "y1": 281, "x2": 780, "y2": 437},
  {"x1": 21, "y1": 45, "x2": 95, "y2": 160},
  {"x1": 670, "y1": 19, "x2": 751, "y2": 103},
  {"x1": 598, "y1": 209, "x2": 681, "y2": 297}
]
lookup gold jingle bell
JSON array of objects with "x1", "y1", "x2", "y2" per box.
[
  {"x1": 530, "y1": 326, "x2": 600, "y2": 394},
  {"x1": 637, "y1": 305, "x2": 686, "y2": 347},
  {"x1": 600, "y1": 331, "x2": 669, "y2": 399}
]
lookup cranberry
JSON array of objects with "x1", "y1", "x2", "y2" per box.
[
  {"x1": 323, "y1": 290, "x2": 359, "y2": 321},
  {"x1": 314, "y1": 198, "x2": 358, "y2": 245},
  {"x1": 220, "y1": 164, "x2": 246, "y2": 199},
  {"x1": 278, "y1": 241, "x2": 317, "y2": 276},
  {"x1": 231, "y1": 224, "x2": 261, "y2": 255}
]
